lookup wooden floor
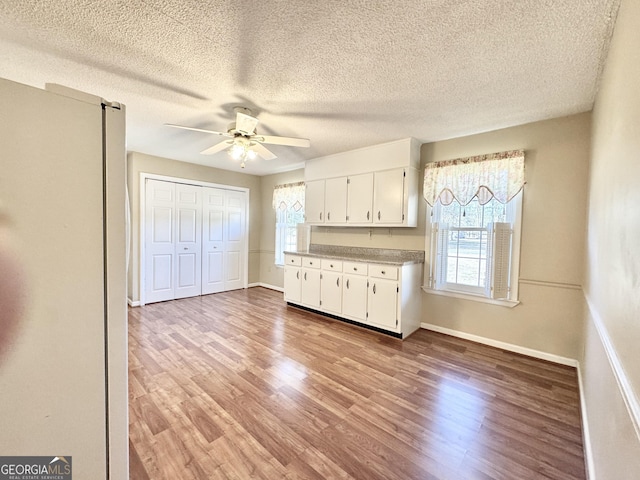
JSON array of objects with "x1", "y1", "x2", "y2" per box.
[{"x1": 128, "y1": 287, "x2": 586, "y2": 480}]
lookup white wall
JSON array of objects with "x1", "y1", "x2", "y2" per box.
[
  {"x1": 582, "y1": 0, "x2": 640, "y2": 476},
  {"x1": 127, "y1": 151, "x2": 262, "y2": 303},
  {"x1": 421, "y1": 113, "x2": 591, "y2": 361}
]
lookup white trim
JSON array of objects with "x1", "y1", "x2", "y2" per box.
[
  {"x1": 584, "y1": 294, "x2": 640, "y2": 442},
  {"x1": 520, "y1": 278, "x2": 582, "y2": 290},
  {"x1": 577, "y1": 362, "x2": 596, "y2": 480},
  {"x1": 422, "y1": 286, "x2": 519, "y2": 308},
  {"x1": 139, "y1": 172, "x2": 250, "y2": 306},
  {"x1": 249, "y1": 282, "x2": 284, "y2": 292},
  {"x1": 127, "y1": 298, "x2": 140, "y2": 307},
  {"x1": 420, "y1": 322, "x2": 578, "y2": 367}
]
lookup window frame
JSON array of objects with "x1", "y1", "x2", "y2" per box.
[
  {"x1": 424, "y1": 191, "x2": 523, "y2": 307},
  {"x1": 274, "y1": 202, "x2": 305, "y2": 267}
]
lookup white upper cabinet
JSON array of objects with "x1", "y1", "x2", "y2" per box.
[
  {"x1": 373, "y1": 168, "x2": 406, "y2": 225},
  {"x1": 324, "y1": 177, "x2": 348, "y2": 224},
  {"x1": 305, "y1": 179, "x2": 325, "y2": 224},
  {"x1": 347, "y1": 173, "x2": 374, "y2": 224},
  {"x1": 304, "y1": 138, "x2": 420, "y2": 227}
]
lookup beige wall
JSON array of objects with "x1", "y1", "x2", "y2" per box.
[
  {"x1": 258, "y1": 169, "x2": 305, "y2": 288},
  {"x1": 421, "y1": 113, "x2": 591, "y2": 360},
  {"x1": 127, "y1": 151, "x2": 262, "y2": 303},
  {"x1": 582, "y1": 0, "x2": 640, "y2": 476}
]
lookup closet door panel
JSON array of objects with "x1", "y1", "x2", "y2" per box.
[
  {"x1": 145, "y1": 180, "x2": 176, "y2": 303},
  {"x1": 174, "y1": 184, "x2": 202, "y2": 299},
  {"x1": 224, "y1": 191, "x2": 246, "y2": 291},
  {"x1": 202, "y1": 188, "x2": 226, "y2": 294}
]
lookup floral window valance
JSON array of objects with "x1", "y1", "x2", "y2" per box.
[
  {"x1": 423, "y1": 150, "x2": 525, "y2": 206},
  {"x1": 272, "y1": 181, "x2": 305, "y2": 211}
]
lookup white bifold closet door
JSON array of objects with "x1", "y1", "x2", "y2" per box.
[
  {"x1": 145, "y1": 180, "x2": 202, "y2": 303},
  {"x1": 202, "y1": 187, "x2": 246, "y2": 294},
  {"x1": 145, "y1": 179, "x2": 246, "y2": 304}
]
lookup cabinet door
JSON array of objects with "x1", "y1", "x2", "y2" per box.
[
  {"x1": 301, "y1": 268, "x2": 321, "y2": 308},
  {"x1": 324, "y1": 177, "x2": 347, "y2": 224},
  {"x1": 342, "y1": 274, "x2": 368, "y2": 322},
  {"x1": 347, "y1": 173, "x2": 373, "y2": 224},
  {"x1": 373, "y1": 168, "x2": 405, "y2": 224},
  {"x1": 367, "y1": 279, "x2": 398, "y2": 330},
  {"x1": 284, "y1": 266, "x2": 301, "y2": 303},
  {"x1": 320, "y1": 271, "x2": 343, "y2": 314},
  {"x1": 305, "y1": 180, "x2": 325, "y2": 224}
]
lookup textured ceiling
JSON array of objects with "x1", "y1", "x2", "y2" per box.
[{"x1": 0, "y1": 0, "x2": 619, "y2": 175}]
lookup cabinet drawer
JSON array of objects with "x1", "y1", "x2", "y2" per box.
[
  {"x1": 343, "y1": 261, "x2": 367, "y2": 276},
  {"x1": 302, "y1": 257, "x2": 321, "y2": 269},
  {"x1": 321, "y1": 259, "x2": 343, "y2": 272},
  {"x1": 285, "y1": 255, "x2": 302, "y2": 266},
  {"x1": 369, "y1": 264, "x2": 398, "y2": 280}
]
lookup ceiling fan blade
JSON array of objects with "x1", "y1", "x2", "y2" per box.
[
  {"x1": 165, "y1": 123, "x2": 231, "y2": 137},
  {"x1": 235, "y1": 112, "x2": 259, "y2": 135},
  {"x1": 251, "y1": 142, "x2": 277, "y2": 160},
  {"x1": 200, "y1": 140, "x2": 233, "y2": 155},
  {"x1": 255, "y1": 135, "x2": 310, "y2": 148}
]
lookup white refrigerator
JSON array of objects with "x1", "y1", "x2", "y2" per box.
[{"x1": 0, "y1": 78, "x2": 128, "y2": 479}]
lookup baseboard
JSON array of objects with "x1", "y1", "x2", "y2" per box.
[
  {"x1": 420, "y1": 322, "x2": 578, "y2": 367},
  {"x1": 127, "y1": 297, "x2": 140, "y2": 307},
  {"x1": 584, "y1": 294, "x2": 640, "y2": 442},
  {"x1": 577, "y1": 363, "x2": 596, "y2": 480},
  {"x1": 248, "y1": 282, "x2": 284, "y2": 293}
]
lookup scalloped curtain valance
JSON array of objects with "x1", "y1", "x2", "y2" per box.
[
  {"x1": 272, "y1": 181, "x2": 305, "y2": 211},
  {"x1": 423, "y1": 150, "x2": 525, "y2": 206}
]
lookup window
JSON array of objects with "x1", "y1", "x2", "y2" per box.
[
  {"x1": 273, "y1": 182, "x2": 305, "y2": 266},
  {"x1": 423, "y1": 150, "x2": 524, "y2": 305},
  {"x1": 428, "y1": 193, "x2": 522, "y2": 303}
]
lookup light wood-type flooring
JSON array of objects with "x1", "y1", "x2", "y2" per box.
[{"x1": 128, "y1": 287, "x2": 586, "y2": 480}]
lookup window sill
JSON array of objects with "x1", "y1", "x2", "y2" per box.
[{"x1": 421, "y1": 286, "x2": 519, "y2": 308}]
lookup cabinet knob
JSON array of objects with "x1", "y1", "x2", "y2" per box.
[
  {"x1": 346, "y1": 279, "x2": 350, "y2": 289},
  {"x1": 381, "y1": 270, "x2": 386, "y2": 275},
  {"x1": 336, "y1": 278, "x2": 340, "y2": 287},
  {"x1": 367, "y1": 211, "x2": 370, "y2": 220},
  {"x1": 378, "y1": 211, "x2": 381, "y2": 220},
  {"x1": 373, "y1": 283, "x2": 377, "y2": 294},
  {"x1": 327, "y1": 212, "x2": 331, "y2": 221},
  {"x1": 330, "y1": 264, "x2": 333, "y2": 268},
  {"x1": 353, "y1": 267, "x2": 357, "y2": 271}
]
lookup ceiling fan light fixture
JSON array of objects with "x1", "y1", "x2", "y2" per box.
[
  {"x1": 228, "y1": 142, "x2": 247, "y2": 160},
  {"x1": 228, "y1": 137, "x2": 257, "y2": 168},
  {"x1": 246, "y1": 148, "x2": 257, "y2": 161}
]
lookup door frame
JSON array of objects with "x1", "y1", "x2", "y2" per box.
[{"x1": 139, "y1": 172, "x2": 250, "y2": 306}]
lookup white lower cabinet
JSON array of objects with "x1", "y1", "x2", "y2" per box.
[
  {"x1": 367, "y1": 278, "x2": 398, "y2": 330},
  {"x1": 284, "y1": 267, "x2": 301, "y2": 303},
  {"x1": 301, "y1": 257, "x2": 321, "y2": 309},
  {"x1": 284, "y1": 254, "x2": 422, "y2": 339},
  {"x1": 342, "y1": 260, "x2": 368, "y2": 322},
  {"x1": 320, "y1": 270, "x2": 342, "y2": 314}
]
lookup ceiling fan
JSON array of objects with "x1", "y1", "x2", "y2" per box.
[{"x1": 166, "y1": 106, "x2": 310, "y2": 167}]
